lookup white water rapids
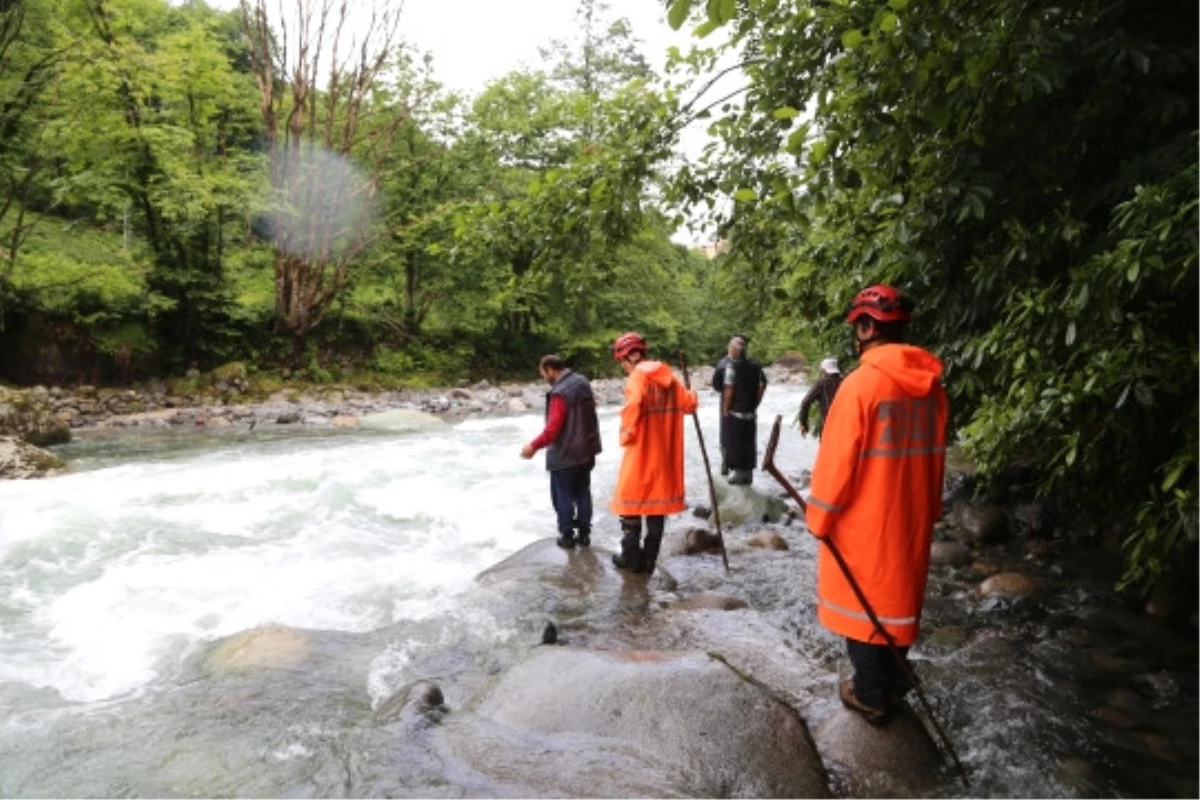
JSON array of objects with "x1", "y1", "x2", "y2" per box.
[{"x1": 0, "y1": 384, "x2": 813, "y2": 705}]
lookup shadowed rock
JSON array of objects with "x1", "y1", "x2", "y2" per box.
[{"x1": 929, "y1": 540, "x2": 972, "y2": 567}]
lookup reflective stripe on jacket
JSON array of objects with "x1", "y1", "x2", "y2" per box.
[
  {"x1": 805, "y1": 344, "x2": 949, "y2": 646},
  {"x1": 610, "y1": 360, "x2": 698, "y2": 516}
]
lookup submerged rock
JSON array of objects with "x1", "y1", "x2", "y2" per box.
[
  {"x1": 671, "y1": 591, "x2": 749, "y2": 611},
  {"x1": 746, "y1": 529, "x2": 789, "y2": 551},
  {"x1": 439, "y1": 648, "x2": 829, "y2": 797},
  {"x1": 359, "y1": 407, "x2": 445, "y2": 430}
]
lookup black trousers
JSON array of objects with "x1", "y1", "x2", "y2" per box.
[
  {"x1": 847, "y1": 638, "x2": 912, "y2": 709},
  {"x1": 618, "y1": 515, "x2": 665, "y2": 571}
]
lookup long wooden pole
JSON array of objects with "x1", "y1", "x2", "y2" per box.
[
  {"x1": 679, "y1": 351, "x2": 729, "y2": 574},
  {"x1": 761, "y1": 415, "x2": 969, "y2": 787}
]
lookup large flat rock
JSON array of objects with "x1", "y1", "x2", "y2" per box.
[{"x1": 436, "y1": 647, "x2": 830, "y2": 798}]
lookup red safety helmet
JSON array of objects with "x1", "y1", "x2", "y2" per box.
[
  {"x1": 846, "y1": 284, "x2": 913, "y2": 324},
  {"x1": 611, "y1": 331, "x2": 648, "y2": 360}
]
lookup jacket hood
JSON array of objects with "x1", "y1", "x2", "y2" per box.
[
  {"x1": 635, "y1": 359, "x2": 678, "y2": 388},
  {"x1": 860, "y1": 344, "x2": 943, "y2": 396}
]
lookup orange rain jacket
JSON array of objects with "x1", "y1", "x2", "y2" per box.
[
  {"x1": 805, "y1": 343, "x2": 948, "y2": 646},
  {"x1": 610, "y1": 359, "x2": 698, "y2": 517}
]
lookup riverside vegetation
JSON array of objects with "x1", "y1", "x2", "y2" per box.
[{"x1": 0, "y1": 0, "x2": 1195, "y2": 600}]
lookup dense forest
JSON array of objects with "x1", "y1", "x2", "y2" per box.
[
  {"x1": 0, "y1": 0, "x2": 748, "y2": 386},
  {"x1": 0, "y1": 0, "x2": 1195, "y2": 591}
]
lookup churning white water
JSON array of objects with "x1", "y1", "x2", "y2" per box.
[{"x1": 0, "y1": 384, "x2": 814, "y2": 705}]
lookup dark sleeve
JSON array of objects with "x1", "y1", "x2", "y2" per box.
[
  {"x1": 711, "y1": 358, "x2": 726, "y2": 393},
  {"x1": 798, "y1": 378, "x2": 822, "y2": 426}
]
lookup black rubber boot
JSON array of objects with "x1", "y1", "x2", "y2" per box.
[
  {"x1": 612, "y1": 517, "x2": 644, "y2": 572},
  {"x1": 575, "y1": 528, "x2": 591, "y2": 547},
  {"x1": 639, "y1": 516, "x2": 665, "y2": 574}
]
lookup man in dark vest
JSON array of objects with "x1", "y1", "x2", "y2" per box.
[
  {"x1": 521, "y1": 354, "x2": 603, "y2": 549},
  {"x1": 719, "y1": 335, "x2": 767, "y2": 485}
]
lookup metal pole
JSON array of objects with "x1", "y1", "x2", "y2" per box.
[{"x1": 679, "y1": 351, "x2": 729, "y2": 573}]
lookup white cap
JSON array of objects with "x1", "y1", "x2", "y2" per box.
[{"x1": 821, "y1": 358, "x2": 840, "y2": 374}]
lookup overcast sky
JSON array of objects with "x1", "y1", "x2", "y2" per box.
[
  {"x1": 209, "y1": 0, "x2": 697, "y2": 94},
  {"x1": 207, "y1": 0, "x2": 733, "y2": 243}
]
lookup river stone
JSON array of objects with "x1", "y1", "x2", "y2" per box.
[
  {"x1": 979, "y1": 572, "x2": 1041, "y2": 600},
  {"x1": 947, "y1": 501, "x2": 1010, "y2": 544},
  {"x1": 505, "y1": 397, "x2": 529, "y2": 412},
  {"x1": 206, "y1": 625, "x2": 312, "y2": 674},
  {"x1": 813, "y1": 704, "x2": 941, "y2": 797},
  {"x1": 671, "y1": 591, "x2": 748, "y2": 611},
  {"x1": 441, "y1": 648, "x2": 829, "y2": 797},
  {"x1": 712, "y1": 481, "x2": 788, "y2": 526},
  {"x1": 330, "y1": 415, "x2": 360, "y2": 428},
  {"x1": 0, "y1": 436, "x2": 64, "y2": 479},
  {"x1": 359, "y1": 407, "x2": 445, "y2": 430},
  {"x1": 0, "y1": 389, "x2": 71, "y2": 445},
  {"x1": 929, "y1": 540, "x2": 971, "y2": 567},
  {"x1": 746, "y1": 530, "x2": 789, "y2": 550}
]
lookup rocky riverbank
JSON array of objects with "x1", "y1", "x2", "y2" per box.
[{"x1": 1, "y1": 363, "x2": 811, "y2": 439}]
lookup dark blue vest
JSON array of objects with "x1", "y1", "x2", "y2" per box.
[{"x1": 545, "y1": 370, "x2": 602, "y2": 471}]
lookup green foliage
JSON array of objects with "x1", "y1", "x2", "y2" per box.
[{"x1": 668, "y1": 0, "x2": 1198, "y2": 591}]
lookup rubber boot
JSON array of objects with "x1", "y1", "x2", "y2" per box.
[
  {"x1": 612, "y1": 517, "x2": 643, "y2": 572},
  {"x1": 639, "y1": 516, "x2": 665, "y2": 574}
]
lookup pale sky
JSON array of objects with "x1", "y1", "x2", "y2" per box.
[{"x1": 206, "y1": 0, "x2": 736, "y2": 243}]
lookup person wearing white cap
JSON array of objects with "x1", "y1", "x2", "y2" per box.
[{"x1": 797, "y1": 357, "x2": 843, "y2": 437}]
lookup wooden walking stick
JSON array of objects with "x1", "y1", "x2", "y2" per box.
[
  {"x1": 678, "y1": 351, "x2": 729, "y2": 573},
  {"x1": 762, "y1": 414, "x2": 970, "y2": 787}
]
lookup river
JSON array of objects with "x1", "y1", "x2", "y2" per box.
[{"x1": 0, "y1": 381, "x2": 1194, "y2": 797}]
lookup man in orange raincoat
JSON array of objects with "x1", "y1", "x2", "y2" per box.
[
  {"x1": 805, "y1": 284, "x2": 948, "y2": 725},
  {"x1": 609, "y1": 332, "x2": 698, "y2": 575}
]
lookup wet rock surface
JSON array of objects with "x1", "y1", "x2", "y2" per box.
[
  {"x1": 440, "y1": 647, "x2": 829, "y2": 798},
  {"x1": 0, "y1": 435, "x2": 64, "y2": 478}
]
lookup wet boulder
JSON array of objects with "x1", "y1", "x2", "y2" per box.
[
  {"x1": 0, "y1": 388, "x2": 71, "y2": 445},
  {"x1": 660, "y1": 526, "x2": 723, "y2": 558},
  {"x1": 374, "y1": 680, "x2": 448, "y2": 727},
  {"x1": 813, "y1": 704, "x2": 941, "y2": 797},
  {"x1": 946, "y1": 501, "x2": 1010, "y2": 544},
  {"x1": 746, "y1": 529, "x2": 789, "y2": 551},
  {"x1": 206, "y1": 624, "x2": 312, "y2": 674},
  {"x1": 713, "y1": 481, "x2": 788, "y2": 526},
  {"x1": 929, "y1": 541, "x2": 971, "y2": 567},
  {"x1": 438, "y1": 648, "x2": 829, "y2": 797},
  {"x1": 979, "y1": 572, "x2": 1042, "y2": 600},
  {"x1": 0, "y1": 436, "x2": 64, "y2": 479}
]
